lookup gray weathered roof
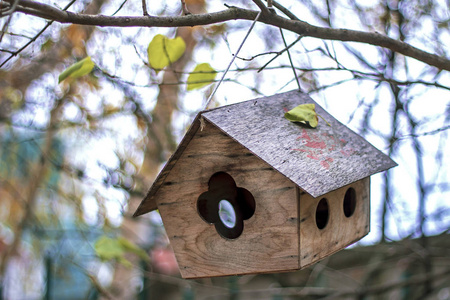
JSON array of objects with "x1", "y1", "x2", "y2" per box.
[{"x1": 134, "y1": 90, "x2": 396, "y2": 217}]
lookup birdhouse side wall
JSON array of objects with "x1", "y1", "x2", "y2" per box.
[
  {"x1": 299, "y1": 177, "x2": 370, "y2": 268},
  {"x1": 156, "y1": 120, "x2": 299, "y2": 278}
]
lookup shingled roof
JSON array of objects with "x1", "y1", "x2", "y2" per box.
[{"x1": 134, "y1": 90, "x2": 396, "y2": 217}]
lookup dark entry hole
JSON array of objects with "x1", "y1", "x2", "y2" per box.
[
  {"x1": 343, "y1": 188, "x2": 356, "y2": 218},
  {"x1": 197, "y1": 172, "x2": 255, "y2": 239},
  {"x1": 315, "y1": 198, "x2": 329, "y2": 230}
]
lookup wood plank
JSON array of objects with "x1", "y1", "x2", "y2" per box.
[
  {"x1": 156, "y1": 120, "x2": 299, "y2": 278},
  {"x1": 299, "y1": 177, "x2": 370, "y2": 268}
]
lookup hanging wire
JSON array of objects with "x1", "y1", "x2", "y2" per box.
[
  {"x1": 279, "y1": 28, "x2": 302, "y2": 91},
  {"x1": 204, "y1": 11, "x2": 262, "y2": 110}
]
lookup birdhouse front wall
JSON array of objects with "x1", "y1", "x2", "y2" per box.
[{"x1": 155, "y1": 120, "x2": 300, "y2": 278}]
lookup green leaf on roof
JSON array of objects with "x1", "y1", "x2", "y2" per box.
[{"x1": 285, "y1": 103, "x2": 330, "y2": 128}]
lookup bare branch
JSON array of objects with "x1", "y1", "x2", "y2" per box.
[
  {"x1": 252, "y1": 0, "x2": 270, "y2": 15},
  {"x1": 180, "y1": 0, "x2": 190, "y2": 15},
  {"x1": 0, "y1": 0, "x2": 77, "y2": 68},
  {"x1": 268, "y1": 0, "x2": 299, "y2": 20},
  {"x1": 0, "y1": 0, "x2": 18, "y2": 17},
  {"x1": 258, "y1": 34, "x2": 303, "y2": 72},
  {"x1": 7, "y1": 0, "x2": 450, "y2": 71},
  {"x1": 15, "y1": 0, "x2": 67, "y2": 19},
  {"x1": 395, "y1": 125, "x2": 450, "y2": 142},
  {"x1": 111, "y1": 0, "x2": 129, "y2": 16},
  {"x1": 141, "y1": 0, "x2": 148, "y2": 17}
]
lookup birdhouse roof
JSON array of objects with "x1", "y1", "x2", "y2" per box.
[{"x1": 134, "y1": 90, "x2": 396, "y2": 217}]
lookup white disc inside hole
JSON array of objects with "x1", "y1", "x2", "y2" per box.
[{"x1": 218, "y1": 200, "x2": 236, "y2": 228}]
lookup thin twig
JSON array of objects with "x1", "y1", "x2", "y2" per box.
[
  {"x1": 111, "y1": 0, "x2": 128, "y2": 16},
  {"x1": 0, "y1": 0, "x2": 77, "y2": 68},
  {"x1": 394, "y1": 125, "x2": 450, "y2": 142},
  {"x1": 180, "y1": 0, "x2": 191, "y2": 15},
  {"x1": 0, "y1": 14, "x2": 13, "y2": 43},
  {"x1": 235, "y1": 51, "x2": 280, "y2": 61},
  {"x1": 141, "y1": 0, "x2": 148, "y2": 16},
  {"x1": 0, "y1": 0, "x2": 18, "y2": 17},
  {"x1": 1, "y1": 31, "x2": 33, "y2": 39},
  {"x1": 0, "y1": 48, "x2": 15, "y2": 53},
  {"x1": 0, "y1": 0, "x2": 19, "y2": 43},
  {"x1": 266, "y1": 0, "x2": 299, "y2": 20},
  {"x1": 258, "y1": 34, "x2": 303, "y2": 72},
  {"x1": 252, "y1": 0, "x2": 270, "y2": 15}
]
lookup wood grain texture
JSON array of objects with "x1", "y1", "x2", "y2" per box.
[
  {"x1": 299, "y1": 177, "x2": 370, "y2": 268},
  {"x1": 156, "y1": 119, "x2": 299, "y2": 278}
]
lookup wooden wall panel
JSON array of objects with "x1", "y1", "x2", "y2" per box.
[
  {"x1": 156, "y1": 120, "x2": 299, "y2": 278},
  {"x1": 299, "y1": 177, "x2": 370, "y2": 268}
]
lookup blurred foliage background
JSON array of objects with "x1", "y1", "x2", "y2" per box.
[{"x1": 0, "y1": 0, "x2": 449, "y2": 299}]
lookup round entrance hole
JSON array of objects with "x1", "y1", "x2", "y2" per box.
[
  {"x1": 343, "y1": 188, "x2": 356, "y2": 218},
  {"x1": 218, "y1": 199, "x2": 236, "y2": 228},
  {"x1": 315, "y1": 198, "x2": 329, "y2": 230}
]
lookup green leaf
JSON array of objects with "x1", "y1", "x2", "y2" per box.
[
  {"x1": 94, "y1": 236, "x2": 124, "y2": 261},
  {"x1": 94, "y1": 236, "x2": 148, "y2": 267},
  {"x1": 118, "y1": 237, "x2": 150, "y2": 261},
  {"x1": 284, "y1": 103, "x2": 319, "y2": 128},
  {"x1": 147, "y1": 34, "x2": 186, "y2": 71},
  {"x1": 285, "y1": 104, "x2": 331, "y2": 128},
  {"x1": 187, "y1": 63, "x2": 217, "y2": 91},
  {"x1": 58, "y1": 56, "x2": 95, "y2": 83}
]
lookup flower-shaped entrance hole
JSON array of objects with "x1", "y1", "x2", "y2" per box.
[{"x1": 197, "y1": 172, "x2": 256, "y2": 239}]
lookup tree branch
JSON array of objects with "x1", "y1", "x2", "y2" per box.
[
  {"x1": 7, "y1": 0, "x2": 450, "y2": 71},
  {"x1": 0, "y1": 0, "x2": 77, "y2": 68},
  {"x1": 251, "y1": 0, "x2": 270, "y2": 15}
]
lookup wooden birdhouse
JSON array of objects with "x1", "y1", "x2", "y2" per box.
[{"x1": 134, "y1": 90, "x2": 397, "y2": 279}]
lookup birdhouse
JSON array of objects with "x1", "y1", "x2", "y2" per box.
[{"x1": 134, "y1": 90, "x2": 396, "y2": 279}]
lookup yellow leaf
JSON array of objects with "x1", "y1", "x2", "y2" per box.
[
  {"x1": 187, "y1": 63, "x2": 217, "y2": 91},
  {"x1": 284, "y1": 104, "x2": 319, "y2": 128},
  {"x1": 147, "y1": 34, "x2": 186, "y2": 71},
  {"x1": 58, "y1": 56, "x2": 95, "y2": 83}
]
